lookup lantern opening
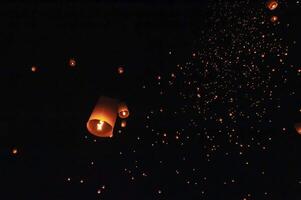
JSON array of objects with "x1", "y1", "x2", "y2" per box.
[
  {"x1": 87, "y1": 119, "x2": 113, "y2": 137},
  {"x1": 266, "y1": 0, "x2": 278, "y2": 10},
  {"x1": 121, "y1": 111, "x2": 128, "y2": 117}
]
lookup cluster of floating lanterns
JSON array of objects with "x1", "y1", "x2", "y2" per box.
[
  {"x1": 86, "y1": 96, "x2": 130, "y2": 138},
  {"x1": 30, "y1": 58, "x2": 77, "y2": 72},
  {"x1": 265, "y1": 1, "x2": 301, "y2": 135},
  {"x1": 266, "y1": 0, "x2": 279, "y2": 23},
  {"x1": 29, "y1": 57, "x2": 127, "y2": 138}
]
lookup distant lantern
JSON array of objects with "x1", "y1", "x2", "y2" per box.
[
  {"x1": 270, "y1": 15, "x2": 278, "y2": 23},
  {"x1": 266, "y1": 0, "x2": 278, "y2": 10},
  {"x1": 117, "y1": 66, "x2": 124, "y2": 74},
  {"x1": 12, "y1": 148, "x2": 18, "y2": 155},
  {"x1": 69, "y1": 58, "x2": 76, "y2": 67},
  {"x1": 295, "y1": 123, "x2": 301, "y2": 135},
  {"x1": 118, "y1": 102, "x2": 130, "y2": 119},
  {"x1": 31, "y1": 66, "x2": 37, "y2": 72},
  {"x1": 121, "y1": 120, "x2": 127, "y2": 128},
  {"x1": 87, "y1": 96, "x2": 118, "y2": 137}
]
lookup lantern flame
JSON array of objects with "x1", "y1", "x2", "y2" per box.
[{"x1": 97, "y1": 121, "x2": 104, "y2": 131}]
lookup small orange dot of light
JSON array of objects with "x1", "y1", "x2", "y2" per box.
[
  {"x1": 12, "y1": 148, "x2": 18, "y2": 155},
  {"x1": 31, "y1": 66, "x2": 37, "y2": 72},
  {"x1": 118, "y1": 67, "x2": 124, "y2": 74},
  {"x1": 69, "y1": 58, "x2": 76, "y2": 67},
  {"x1": 270, "y1": 16, "x2": 278, "y2": 23}
]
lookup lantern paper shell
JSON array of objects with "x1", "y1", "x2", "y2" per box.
[
  {"x1": 266, "y1": 0, "x2": 278, "y2": 10},
  {"x1": 87, "y1": 97, "x2": 118, "y2": 137},
  {"x1": 295, "y1": 123, "x2": 301, "y2": 135},
  {"x1": 118, "y1": 102, "x2": 130, "y2": 119}
]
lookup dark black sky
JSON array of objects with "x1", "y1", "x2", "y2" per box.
[{"x1": 1, "y1": 1, "x2": 301, "y2": 200}]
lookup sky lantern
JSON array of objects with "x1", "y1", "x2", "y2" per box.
[
  {"x1": 31, "y1": 66, "x2": 37, "y2": 72},
  {"x1": 295, "y1": 123, "x2": 301, "y2": 135},
  {"x1": 270, "y1": 15, "x2": 278, "y2": 23},
  {"x1": 69, "y1": 58, "x2": 76, "y2": 67},
  {"x1": 121, "y1": 120, "x2": 127, "y2": 128},
  {"x1": 12, "y1": 148, "x2": 18, "y2": 155},
  {"x1": 266, "y1": 0, "x2": 278, "y2": 11},
  {"x1": 117, "y1": 66, "x2": 124, "y2": 74},
  {"x1": 118, "y1": 102, "x2": 130, "y2": 119},
  {"x1": 87, "y1": 96, "x2": 119, "y2": 137}
]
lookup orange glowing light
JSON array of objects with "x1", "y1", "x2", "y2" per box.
[
  {"x1": 69, "y1": 58, "x2": 76, "y2": 67},
  {"x1": 266, "y1": 0, "x2": 278, "y2": 10},
  {"x1": 117, "y1": 66, "x2": 124, "y2": 74},
  {"x1": 97, "y1": 121, "x2": 104, "y2": 130},
  {"x1": 87, "y1": 97, "x2": 118, "y2": 137},
  {"x1": 12, "y1": 148, "x2": 18, "y2": 155},
  {"x1": 121, "y1": 120, "x2": 127, "y2": 128},
  {"x1": 118, "y1": 102, "x2": 129, "y2": 119},
  {"x1": 295, "y1": 123, "x2": 301, "y2": 135},
  {"x1": 270, "y1": 15, "x2": 278, "y2": 23},
  {"x1": 31, "y1": 66, "x2": 37, "y2": 72}
]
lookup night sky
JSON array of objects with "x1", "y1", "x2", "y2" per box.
[{"x1": 1, "y1": 0, "x2": 301, "y2": 199}]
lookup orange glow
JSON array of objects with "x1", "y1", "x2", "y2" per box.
[
  {"x1": 117, "y1": 66, "x2": 124, "y2": 74},
  {"x1": 121, "y1": 120, "x2": 127, "y2": 128},
  {"x1": 12, "y1": 148, "x2": 18, "y2": 155},
  {"x1": 97, "y1": 121, "x2": 104, "y2": 130},
  {"x1": 266, "y1": 0, "x2": 278, "y2": 10},
  {"x1": 31, "y1": 66, "x2": 37, "y2": 72},
  {"x1": 295, "y1": 123, "x2": 301, "y2": 135},
  {"x1": 118, "y1": 102, "x2": 130, "y2": 119},
  {"x1": 69, "y1": 58, "x2": 76, "y2": 67},
  {"x1": 270, "y1": 15, "x2": 278, "y2": 23},
  {"x1": 87, "y1": 97, "x2": 118, "y2": 137}
]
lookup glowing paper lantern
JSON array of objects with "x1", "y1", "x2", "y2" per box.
[
  {"x1": 118, "y1": 102, "x2": 130, "y2": 119},
  {"x1": 31, "y1": 66, "x2": 37, "y2": 72},
  {"x1": 270, "y1": 16, "x2": 278, "y2": 23},
  {"x1": 12, "y1": 148, "x2": 18, "y2": 155},
  {"x1": 87, "y1": 97, "x2": 118, "y2": 137},
  {"x1": 69, "y1": 58, "x2": 76, "y2": 67},
  {"x1": 121, "y1": 120, "x2": 127, "y2": 128},
  {"x1": 117, "y1": 66, "x2": 124, "y2": 74},
  {"x1": 266, "y1": 0, "x2": 278, "y2": 10},
  {"x1": 295, "y1": 123, "x2": 301, "y2": 135}
]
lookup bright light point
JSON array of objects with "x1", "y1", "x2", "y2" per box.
[
  {"x1": 97, "y1": 121, "x2": 104, "y2": 131},
  {"x1": 31, "y1": 66, "x2": 37, "y2": 72},
  {"x1": 12, "y1": 148, "x2": 18, "y2": 155}
]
